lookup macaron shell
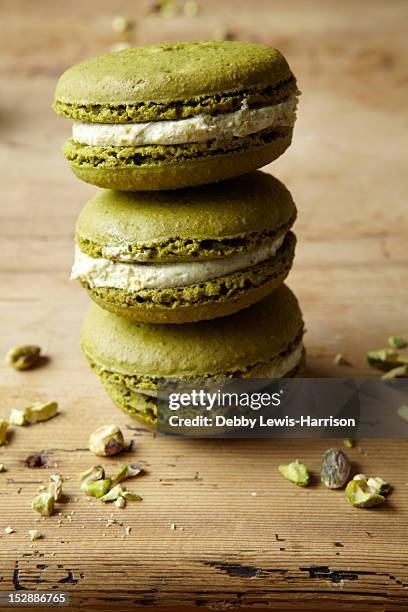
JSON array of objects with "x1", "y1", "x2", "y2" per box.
[
  {"x1": 54, "y1": 41, "x2": 293, "y2": 109},
  {"x1": 81, "y1": 232, "x2": 296, "y2": 323},
  {"x1": 100, "y1": 348, "x2": 305, "y2": 427},
  {"x1": 66, "y1": 132, "x2": 292, "y2": 191},
  {"x1": 80, "y1": 284, "x2": 304, "y2": 379},
  {"x1": 77, "y1": 172, "x2": 295, "y2": 247}
]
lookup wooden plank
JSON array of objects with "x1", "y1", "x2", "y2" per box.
[{"x1": 1, "y1": 0, "x2": 407, "y2": 609}]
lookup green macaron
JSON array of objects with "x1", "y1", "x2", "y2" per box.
[
  {"x1": 54, "y1": 41, "x2": 299, "y2": 191},
  {"x1": 80, "y1": 285, "x2": 305, "y2": 427},
  {"x1": 71, "y1": 172, "x2": 297, "y2": 324}
]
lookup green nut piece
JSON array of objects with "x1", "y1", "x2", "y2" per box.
[
  {"x1": 6, "y1": 345, "x2": 41, "y2": 371},
  {"x1": 32, "y1": 493, "x2": 55, "y2": 516},
  {"x1": 0, "y1": 419, "x2": 9, "y2": 446},
  {"x1": 48, "y1": 474, "x2": 63, "y2": 501},
  {"x1": 278, "y1": 459, "x2": 309, "y2": 486},
  {"x1": 9, "y1": 409, "x2": 26, "y2": 426},
  {"x1": 122, "y1": 491, "x2": 143, "y2": 502},
  {"x1": 343, "y1": 438, "x2": 354, "y2": 448},
  {"x1": 26, "y1": 401, "x2": 58, "y2": 423},
  {"x1": 111, "y1": 463, "x2": 143, "y2": 485},
  {"x1": 89, "y1": 424, "x2": 128, "y2": 457},
  {"x1": 9, "y1": 402, "x2": 58, "y2": 426},
  {"x1": 83, "y1": 479, "x2": 112, "y2": 498},
  {"x1": 388, "y1": 336, "x2": 407, "y2": 349},
  {"x1": 366, "y1": 348, "x2": 408, "y2": 372},
  {"x1": 381, "y1": 365, "x2": 408, "y2": 380},
  {"x1": 320, "y1": 448, "x2": 351, "y2": 489},
  {"x1": 80, "y1": 465, "x2": 106, "y2": 492},
  {"x1": 345, "y1": 475, "x2": 389, "y2": 508},
  {"x1": 100, "y1": 484, "x2": 125, "y2": 503},
  {"x1": 114, "y1": 496, "x2": 126, "y2": 509}
]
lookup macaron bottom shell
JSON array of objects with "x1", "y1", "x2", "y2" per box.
[
  {"x1": 98, "y1": 348, "x2": 306, "y2": 429},
  {"x1": 64, "y1": 129, "x2": 292, "y2": 191},
  {"x1": 80, "y1": 232, "x2": 296, "y2": 324}
]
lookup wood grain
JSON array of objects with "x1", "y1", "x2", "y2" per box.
[{"x1": 0, "y1": 1, "x2": 407, "y2": 609}]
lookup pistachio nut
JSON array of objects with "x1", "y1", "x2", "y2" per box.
[
  {"x1": 32, "y1": 493, "x2": 55, "y2": 516},
  {"x1": 48, "y1": 474, "x2": 63, "y2": 501},
  {"x1": 320, "y1": 448, "x2": 351, "y2": 489},
  {"x1": 278, "y1": 459, "x2": 309, "y2": 486},
  {"x1": 6, "y1": 345, "x2": 41, "y2": 370},
  {"x1": 83, "y1": 479, "x2": 112, "y2": 498},
  {"x1": 345, "y1": 474, "x2": 390, "y2": 508},
  {"x1": 89, "y1": 424, "x2": 128, "y2": 457},
  {"x1": 0, "y1": 419, "x2": 9, "y2": 445}
]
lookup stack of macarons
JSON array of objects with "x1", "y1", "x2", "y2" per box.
[{"x1": 54, "y1": 40, "x2": 305, "y2": 427}]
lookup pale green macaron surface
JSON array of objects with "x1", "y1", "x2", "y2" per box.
[
  {"x1": 80, "y1": 285, "x2": 305, "y2": 426},
  {"x1": 72, "y1": 172, "x2": 297, "y2": 324},
  {"x1": 54, "y1": 41, "x2": 298, "y2": 190}
]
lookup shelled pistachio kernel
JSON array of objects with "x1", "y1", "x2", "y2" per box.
[
  {"x1": 278, "y1": 459, "x2": 309, "y2": 486},
  {"x1": 28, "y1": 530, "x2": 43, "y2": 542},
  {"x1": 388, "y1": 336, "x2": 407, "y2": 349},
  {"x1": 9, "y1": 401, "x2": 58, "y2": 426},
  {"x1": 320, "y1": 448, "x2": 351, "y2": 489},
  {"x1": 48, "y1": 474, "x2": 63, "y2": 501},
  {"x1": 111, "y1": 463, "x2": 143, "y2": 485},
  {"x1": 89, "y1": 424, "x2": 128, "y2": 457},
  {"x1": 381, "y1": 364, "x2": 408, "y2": 380},
  {"x1": 0, "y1": 419, "x2": 9, "y2": 445},
  {"x1": 114, "y1": 496, "x2": 126, "y2": 509},
  {"x1": 83, "y1": 479, "x2": 112, "y2": 498},
  {"x1": 26, "y1": 401, "x2": 58, "y2": 423},
  {"x1": 343, "y1": 438, "x2": 354, "y2": 448},
  {"x1": 345, "y1": 474, "x2": 389, "y2": 508},
  {"x1": 398, "y1": 404, "x2": 408, "y2": 423},
  {"x1": 100, "y1": 484, "x2": 125, "y2": 503},
  {"x1": 32, "y1": 493, "x2": 55, "y2": 516},
  {"x1": 6, "y1": 345, "x2": 41, "y2": 370},
  {"x1": 366, "y1": 348, "x2": 408, "y2": 372}
]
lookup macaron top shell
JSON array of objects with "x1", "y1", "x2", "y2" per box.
[
  {"x1": 80, "y1": 285, "x2": 303, "y2": 379},
  {"x1": 54, "y1": 41, "x2": 293, "y2": 109},
  {"x1": 76, "y1": 172, "x2": 296, "y2": 262}
]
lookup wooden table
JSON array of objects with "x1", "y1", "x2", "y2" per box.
[{"x1": 1, "y1": 1, "x2": 407, "y2": 609}]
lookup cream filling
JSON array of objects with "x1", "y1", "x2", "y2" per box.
[
  {"x1": 71, "y1": 236, "x2": 285, "y2": 291},
  {"x1": 72, "y1": 96, "x2": 297, "y2": 147}
]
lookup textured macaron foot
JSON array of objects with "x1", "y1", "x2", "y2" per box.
[
  {"x1": 63, "y1": 128, "x2": 292, "y2": 191},
  {"x1": 71, "y1": 172, "x2": 298, "y2": 323},
  {"x1": 80, "y1": 285, "x2": 305, "y2": 427},
  {"x1": 81, "y1": 232, "x2": 296, "y2": 323},
  {"x1": 54, "y1": 41, "x2": 298, "y2": 190}
]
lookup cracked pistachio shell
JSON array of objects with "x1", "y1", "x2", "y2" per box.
[
  {"x1": 89, "y1": 424, "x2": 126, "y2": 457},
  {"x1": 278, "y1": 459, "x2": 309, "y2": 486},
  {"x1": 32, "y1": 493, "x2": 55, "y2": 516},
  {"x1": 6, "y1": 345, "x2": 41, "y2": 370},
  {"x1": 345, "y1": 477, "x2": 385, "y2": 508},
  {"x1": 0, "y1": 419, "x2": 9, "y2": 445},
  {"x1": 83, "y1": 479, "x2": 112, "y2": 498},
  {"x1": 320, "y1": 448, "x2": 351, "y2": 489}
]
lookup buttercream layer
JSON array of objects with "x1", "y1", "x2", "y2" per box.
[
  {"x1": 72, "y1": 97, "x2": 297, "y2": 147},
  {"x1": 71, "y1": 236, "x2": 286, "y2": 291}
]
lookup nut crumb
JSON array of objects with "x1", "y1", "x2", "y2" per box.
[{"x1": 4, "y1": 527, "x2": 15, "y2": 535}]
